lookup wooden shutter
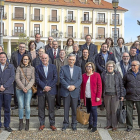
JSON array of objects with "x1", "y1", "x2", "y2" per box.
[
  {"x1": 52, "y1": 10, "x2": 57, "y2": 21},
  {"x1": 15, "y1": 23, "x2": 24, "y2": 27},
  {"x1": 34, "y1": 9, "x2": 40, "y2": 16},
  {"x1": 68, "y1": 26, "x2": 73, "y2": 37},
  {"x1": 51, "y1": 25, "x2": 57, "y2": 31},
  {"x1": 84, "y1": 27, "x2": 89, "y2": 35},
  {"x1": 15, "y1": 7, "x2": 24, "y2": 18},
  {"x1": 98, "y1": 27, "x2": 105, "y2": 35}
]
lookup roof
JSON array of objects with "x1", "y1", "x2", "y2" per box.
[{"x1": 5, "y1": 0, "x2": 127, "y2": 11}]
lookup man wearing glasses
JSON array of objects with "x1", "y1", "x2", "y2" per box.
[
  {"x1": 129, "y1": 46, "x2": 140, "y2": 62},
  {"x1": 123, "y1": 60, "x2": 140, "y2": 132},
  {"x1": 10, "y1": 42, "x2": 32, "y2": 110}
]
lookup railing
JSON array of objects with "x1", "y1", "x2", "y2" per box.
[
  {"x1": 65, "y1": 16, "x2": 76, "y2": 23},
  {"x1": 111, "y1": 34, "x2": 122, "y2": 39},
  {"x1": 96, "y1": 18, "x2": 107, "y2": 24},
  {"x1": 0, "y1": 13, "x2": 7, "y2": 19},
  {"x1": 3, "y1": 29, "x2": 7, "y2": 36},
  {"x1": 12, "y1": 30, "x2": 26, "y2": 36},
  {"x1": 49, "y1": 15, "x2": 60, "y2": 22},
  {"x1": 81, "y1": 33, "x2": 92, "y2": 39},
  {"x1": 31, "y1": 14, "x2": 43, "y2": 21},
  {"x1": 31, "y1": 31, "x2": 43, "y2": 37},
  {"x1": 96, "y1": 34, "x2": 107, "y2": 40},
  {"x1": 12, "y1": 13, "x2": 26, "y2": 20},
  {"x1": 110, "y1": 19, "x2": 122, "y2": 25},
  {"x1": 65, "y1": 32, "x2": 76, "y2": 38},
  {"x1": 81, "y1": 17, "x2": 92, "y2": 24}
]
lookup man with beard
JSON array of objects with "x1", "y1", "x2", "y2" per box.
[
  {"x1": 129, "y1": 46, "x2": 140, "y2": 62},
  {"x1": 95, "y1": 43, "x2": 116, "y2": 74}
]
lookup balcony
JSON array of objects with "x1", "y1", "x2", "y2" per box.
[
  {"x1": 12, "y1": 13, "x2": 26, "y2": 20},
  {"x1": 0, "y1": 13, "x2": 7, "y2": 19},
  {"x1": 49, "y1": 16, "x2": 60, "y2": 22},
  {"x1": 96, "y1": 18, "x2": 107, "y2": 24},
  {"x1": 31, "y1": 31, "x2": 43, "y2": 37},
  {"x1": 65, "y1": 17, "x2": 76, "y2": 23},
  {"x1": 81, "y1": 33, "x2": 92, "y2": 39},
  {"x1": 96, "y1": 34, "x2": 107, "y2": 40},
  {"x1": 81, "y1": 18, "x2": 92, "y2": 24},
  {"x1": 111, "y1": 34, "x2": 122, "y2": 39},
  {"x1": 12, "y1": 30, "x2": 26, "y2": 37},
  {"x1": 31, "y1": 14, "x2": 43, "y2": 21},
  {"x1": 110, "y1": 19, "x2": 122, "y2": 26},
  {"x1": 0, "y1": 30, "x2": 7, "y2": 36},
  {"x1": 65, "y1": 32, "x2": 76, "y2": 38}
]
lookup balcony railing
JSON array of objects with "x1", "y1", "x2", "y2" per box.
[
  {"x1": 96, "y1": 18, "x2": 107, "y2": 24},
  {"x1": 0, "y1": 13, "x2": 7, "y2": 19},
  {"x1": 49, "y1": 15, "x2": 60, "y2": 22},
  {"x1": 112, "y1": 34, "x2": 122, "y2": 39},
  {"x1": 12, "y1": 30, "x2": 26, "y2": 36},
  {"x1": 110, "y1": 19, "x2": 122, "y2": 25},
  {"x1": 31, "y1": 31, "x2": 43, "y2": 37},
  {"x1": 96, "y1": 34, "x2": 107, "y2": 40},
  {"x1": 81, "y1": 18, "x2": 92, "y2": 24},
  {"x1": 65, "y1": 32, "x2": 76, "y2": 38},
  {"x1": 12, "y1": 13, "x2": 26, "y2": 20},
  {"x1": 31, "y1": 14, "x2": 43, "y2": 21},
  {"x1": 65, "y1": 16, "x2": 76, "y2": 23},
  {"x1": 81, "y1": 33, "x2": 92, "y2": 39},
  {"x1": 0, "y1": 29, "x2": 7, "y2": 36}
]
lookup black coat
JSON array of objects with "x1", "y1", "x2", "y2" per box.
[
  {"x1": 101, "y1": 71, "x2": 124, "y2": 99},
  {"x1": 123, "y1": 70, "x2": 140, "y2": 101},
  {"x1": 130, "y1": 54, "x2": 140, "y2": 62},
  {"x1": 95, "y1": 51, "x2": 116, "y2": 74}
]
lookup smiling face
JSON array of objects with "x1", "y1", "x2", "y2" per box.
[
  {"x1": 35, "y1": 34, "x2": 41, "y2": 43},
  {"x1": 131, "y1": 61, "x2": 139, "y2": 73},
  {"x1": 52, "y1": 41, "x2": 58, "y2": 50},
  {"x1": 0, "y1": 54, "x2": 7, "y2": 65},
  {"x1": 122, "y1": 53, "x2": 130, "y2": 63},
  {"x1": 101, "y1": 44, "x2": 108, "y2": 53},
  {"x1": 85, "y1": 35, "x2": 91, "y2": 44},
  {"x1": 107, "y1": 64, "x2": 114, "y2": 73},
  {"x1": 41, "y1": 54, "x2": 49, "y2": 65},
  {"x1": 86, "y1": 63, "x2": 93, "y2": 74},
  {"x1": 23, "y1": 56, "x2": 30, "y2": 66},
  {"x1": 130, "y1": 48, "x2": 137, "y2": 56},
  {"x1": 19, "y1": 44, "x2": 26, "y2": 54},
  {"x1": 68, "y1": 56, "x2": 76, "y2": 67}
]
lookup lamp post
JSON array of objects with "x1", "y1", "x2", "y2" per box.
[
  {"x1": 112, "y1": 0, "x2": 119, "y2": 47},
  {"x1": 0, "y1": 0, "x2": 4, "y2": 48}
]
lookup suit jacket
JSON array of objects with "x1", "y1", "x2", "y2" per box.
[
  {"x1": 80, "y1": 43, "x2": 98, "y2": 58},
  {"x1": 45, "y1": 44, "x2": 52, "y2": 53},
  {"x1": 47, "y1": 48, "x2": 60, "y2": 64},
  {"x1": 35, "y1": 64, "x2": 58, "y2": 96},
  {"x1": 95, "y1": 51, "x2": 116, "y2": 74},
  {"x1": 54, "y1": 58, "x2": 68, "y2": 85},
  {"x1": 60, "y1": 65, "x2": 82, "y2": 98}
]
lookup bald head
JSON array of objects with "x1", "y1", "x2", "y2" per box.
[{"x1": 41, "y1": 53, "x2": 49, "y2": 66}]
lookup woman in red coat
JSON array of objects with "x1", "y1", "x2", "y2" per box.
[{"x1": 80, "y1": 62, "x2": 102, "y2": 132}]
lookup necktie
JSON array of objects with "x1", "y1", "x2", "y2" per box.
[{"x1": 54, "y1": 49, "x2": 56, "y2": 59}]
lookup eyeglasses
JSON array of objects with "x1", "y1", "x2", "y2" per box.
[
  {"x1": 19, "y1": 47, "x2": 25, "y2": 49},
  {"x1": 107, "y1": 66, "x2": 114, "y2": 68},
  {"x1": 123, "y1": 56, "x2": 129, "y2": 58},
  {"x1": 86, "y1": 66, "x2": 92, "y2": 69},
  {"x1": 42, "y1": 58, "x2": 47, "y2": 60},
  {"x1": 23, "y1": 59, "x2": 29, "y2": 61}
]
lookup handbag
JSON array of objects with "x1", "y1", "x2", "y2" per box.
[
  {"x1": 76, "y1": 106, "x2": 90, "y2": 125},
  {"x1": 20, "y1": 68, "x2": 37, "y2": 94},
  {"x1": 117, "y1": 101, "x2": 126, "y2": 124}
]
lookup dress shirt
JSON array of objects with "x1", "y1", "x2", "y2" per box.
[
  {"x1": 1, "y1": 64, "x2": 5, "y2": 72},
  {"x1": 69, "y1": 66, "x2": 74, "y2": 78},
  {"x1": 87, "y1": 45, "x2": 89, "y2": 50},
  {"x1": 102, "y1": 52, "x2": 108, "y2": 64},
  {"x1": 85, "y1": 77, "x2": 91, "y2": 98},
  {"x1": 43, "y1": 64, "x2": 49, "y2": 78},
  {"x1": 53, "y1": 48, "x2": 58, "y2": 56},
  {"x1": 123, "y1": 63, "x2": 129, "y2": 72}
]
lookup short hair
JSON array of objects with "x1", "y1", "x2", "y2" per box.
[
  {"x1": 105, "y1": 60, "x2": 116, "y2": 69},
  {"x1": 19, "y1": 42, "x2": 26, "y2": 46},
  {"x1": 85, "y1": 62, "x2": 96, "y2": 73},
  {"x1": 48, "y1": 36, "x2": 54, "y2": 40},
  {"x1": 101, "y1": 43, "x2": 108, "y2": 48},
  {"x1": 28, "y1": 40, "x2": 37, "y2": 51},
  {"x1": 85, "y1": 34, "x2": 92, "y2": 40},
  {"x1": 131, "y1": 40, "x2": 140, "y2": 47},
  {"x1": 0, "y1": 46, "x2": 3, "y2": 51},
  {"x1": 122, "y1": 52, "x2": 129, "y2": 56},
  {"x1": 35, "y1": 33, "x2": 41, "y2": 38},
  {"x1": 117, "y1": 37, "x2": 125, "y2": 44},
  {"x1": 73, "y1": 43, "x2": 79, "y2": 47},
  {"x1": 66, "y1": 38, "x2": 74, "y2": 46},
  {"x1": 0, "y1": 52, "x2": 7, "y2": 58},
  {"x1": 68, "y1": 53, "x2": 76, "y2": 59},
  {"x1": 82, "y1": 48, "x2": 89, "y2": 54},
  {"x1": 20, "y1": 54, "x2": 31, "y2": 67},
  {"x1": 52, "y1": 40, "x2": 58, "y2": 45},
  {"x1": 130, "y1": 46, "x2": 137, "y2": 50},
  {"x1": 60, "y1": 49, "x2": 66, "y2": 53},
  {"x1": 131, "y1": 60, "x2": 140, "y2": 66},
  {"x1": 38, "y1": 48, "x2": 45, "y2": 52},
  {"x1": 105, "y1": 37, "x2": 114, "y2": 47}
]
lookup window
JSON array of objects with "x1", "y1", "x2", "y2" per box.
[
  {"x1": 80, "y1": 0, "x2": 86, "y2": 4},
  {"x1": 95, "y1": 0, "x2": 99, "y2": 5},
  {"x1": 52, "y1": 10, "x2": 57, "y2": 21},
  {"x1": 34, "y1": 24, "x2": 40, "y2": 34},
  {"x1": 68, "y1": 11, "x2": 73, "y2": 20},
  {"x1": 51, "y1": 25, "x2": 57, "y2": 37},
  {"x1": 15, "y1": 7, "x2": 24, "y2": 19},
  {"x1": 112, "y1": 28, "x2": 119, "y2": 38},
  {"x1": 98, "y1": 13, "x2": 105, "y2": 22},
  {"x1": 84, "y1": 12, "x2": 89, "y2": 21},
  {"x1": 84, "y1": 27, "x2": 89, "y2": 36},
  {"x1": 14, "y1": 23, "x2": 24, "y2": 36},
  {"x1": 112, "y1": 14, "x2": 119, "y2": 24},
  {"x1": 34, "y1": 9, "x2": 40, "y2": 20},
  {"x1": 68, "y1": 26, "x2": 73, "y2": 37},
  {"x1": 98, "y1": 27, "x2": 105, "y2": 39}
]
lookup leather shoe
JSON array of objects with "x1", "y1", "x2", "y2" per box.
[
  {"x1": 72, "y1": 126, "x2": 77, "y2": 131},
  {"x1": 39, "y1": 125, "x2": 45, "y2": 131},
  {"x1": 91, "y1": 127, "x2": 97, "y2": 132},
  {"x1": 5, "y1": 127, "x2": 13, "y2": 132},
  {"x1": 112, "y1": 128, "x2": 117, "y2": 131},
  {"x1": 126, "y1": 127, "x2": 132, "y2": 132},
  {"x1": 50, "y1": 126, "x2": 57, "y2": 131},
  {"x1": 62, "y1": 126, "x2": 68, "y2": 131},
  {"x1": 104, "y1": 126, "x2": 112, "y2": 129},
  {"x1": 87, "y1": 125, "x2": 93, "y2": 130}
]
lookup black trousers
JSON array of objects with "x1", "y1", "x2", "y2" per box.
[
  {"x1": 56, "y1": 84, "x2": 61, "y2": 107},
  {"x1": 14, "y1": 81, "x2": 18, "y2": 106},
  {"x1": 63, "y1": 94, "x2": 78, "y2": 127},
  {"x1": 38, "y1": 92, "x2": 55, "y2": 126}
]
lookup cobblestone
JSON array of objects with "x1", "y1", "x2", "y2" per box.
[{"x1": 7, "y1": 129, "x2": 101, "y2": 140}]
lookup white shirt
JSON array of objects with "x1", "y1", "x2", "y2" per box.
[
  {"x1": 43, "y1": 64, "x2": 49, "y2": 78},
  {"x1": 85, "y1": 77, "x2": 91, "y2": 98},
  {"x1": 53, "y1": 48, "x2": 58, "y2": 55},
  {"x1": 69, "y1": 66, "x2": 74, "y2": 78},
  {"x1": 87, "y1": 45, "x2": 89, "y2": 50},
  {"x1": 1, "y1": 64, "x2": 5, "y2": 72}
]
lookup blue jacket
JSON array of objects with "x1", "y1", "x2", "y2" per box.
[
  {"x1": 60, "y1": 65, "x2": 82, "y2": 98},
  {"x1": 80, "y1": 43, "x2": 98, "y2": 58},
  {"x1": 95, "y1": 51, "x2": 116, "y2": 74},
  {"x1": 35, "y1": 64, "x2": 58, "y2": 96},
  {"x1": 0, "y1": 63, "x2": 15, "y2": 94}
]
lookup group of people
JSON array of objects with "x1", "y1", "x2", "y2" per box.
[{"x1": 0, "y1": 33, "x2": 140, "y2": 133}]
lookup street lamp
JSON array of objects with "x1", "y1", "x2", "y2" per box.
[
  {"x1": 0, "y1": 0, "x2": 5, "y2": 48},
  {"x1": 112, "y1": 0, "x2": 119, "y2": 47}
]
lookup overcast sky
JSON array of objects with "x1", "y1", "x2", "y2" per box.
[{"x1": 105, "y1": 0, "x2": 140, "y2": 43}]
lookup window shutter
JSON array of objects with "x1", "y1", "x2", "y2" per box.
[{"x1": 15, "y1": 7, "x2": 24, "y2": 18}]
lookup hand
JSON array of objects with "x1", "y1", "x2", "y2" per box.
[
  {"x1": 44, "y1": 86, "x2": 51, "y2": 92},
  {"x1": 0, "y1": 85, "x2": 5, "y2": 91},
  {"x1": 23, "y1": 88, "x2": 27, "y2": 93},
  {"x1": 96, "y1": 97, "x2": 100, "y2": 102},
  {"x1": 120, "y1": 97, "x2": 124, "y2": 101},
  {"x1": 68, "y1": 85, "x2": 75, "y2": 91}
]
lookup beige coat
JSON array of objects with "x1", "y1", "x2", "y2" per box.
[
  {"x1": 15, "y1": 64, "x2": 35, "y2": 91},
  {"x1": 64, "y1": 46, "x2": 73, "y2": 58},
  {"x1": 54, "y1": 58, "x2": 69, "y2": 85}
]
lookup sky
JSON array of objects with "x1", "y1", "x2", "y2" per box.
[{"x1": 105, "y1": 0, "x2": 140, "y2": 43}]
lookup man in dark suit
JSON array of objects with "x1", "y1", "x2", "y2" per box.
[
  {"x1": 80, "y1": 34, "x2": 98, "y2": 58},
  {"x1": 35, "y1": 54, "x2": 58, "y2": 131},
  {"x1": 44, "y1": 36, "x2": 54, "y2": 53},
  {"x1": 60, "y1": 54, "x2": 82, "y2": 131},
  {"x1": 47, "y1": 41, "x2": 60, "y2": 64}
]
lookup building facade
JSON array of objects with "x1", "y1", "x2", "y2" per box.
[{"x1": 2, "y1": 0, "x2": 127, "y2": 57}]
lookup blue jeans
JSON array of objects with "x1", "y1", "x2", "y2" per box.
[
  {"x1": 86, "y1": 98, "x2": 97, "y2": 127},
  {"x1": 0, "y1": 94, "x2": 12, "y2": 128},
  {"x1": 16, "y1": 89, "x2": 32, "y2": 119}
]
